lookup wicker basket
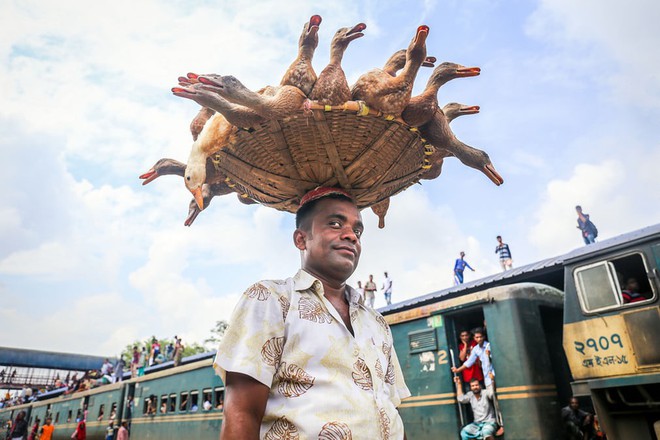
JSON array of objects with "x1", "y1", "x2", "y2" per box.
[{"x1": 209, "y1": 100, "x2": 433, "y2": 213}]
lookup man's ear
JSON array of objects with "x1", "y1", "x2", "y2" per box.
[{"x1": 293, "y1": 228, "x2": 307, "y2": 250}]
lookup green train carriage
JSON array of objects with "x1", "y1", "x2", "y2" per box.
[
  {"x1": 383, "y1": 282, "x2": 570, "y2": 440},
  {"x1": 562, "y1": 223, "x2": 660, "y2": 439}
]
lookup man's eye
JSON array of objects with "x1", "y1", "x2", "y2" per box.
[
  {"x1": 329, "y1": 221, "x2": 341, "y2": 227},
  {"x1": 354, "y1": 230, "x2": 363, "y2": 238}
]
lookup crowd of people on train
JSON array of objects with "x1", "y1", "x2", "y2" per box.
[{"x1": 0, "y1": 337, "x2": 186, "y2": 412}]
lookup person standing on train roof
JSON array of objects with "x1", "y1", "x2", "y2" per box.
[
  {"x1": 575, "y1": 205, "x2": 598, "y2": 245},
  {"x1": 494, "y1": 236, "x2": 513, "y2": 271},
  {"x1": 458, "y1": 330, "x2": 484, "y2": 390},
  {"x1": 382, "y1": 271, "x2": 393, "y2": 305},
  {"x1": 454, "y1": 252, "x2": 475, "y2": 284},
  {"x1": 453, "y1": 376, "x2": 498, "y2": 440},
  {"x1": 213, "y1": 187, "x2": 411, "y2": 440},
  {"x1": 364, "y1": 274, "x2": 377, "y2": 308}
]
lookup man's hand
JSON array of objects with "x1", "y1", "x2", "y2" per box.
[
  {"x1": 489, "y1": 372, "x2": 495, "y2": 381},
  {"x1": 453, "y1": 376, "x2": 461, "y2": 385}
]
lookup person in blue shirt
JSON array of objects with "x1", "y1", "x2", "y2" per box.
[{"x1": 454, "y1": 251, "x2": 475, "y2": 284}]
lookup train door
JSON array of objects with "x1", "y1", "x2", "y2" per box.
[{"x1": 443, "y1": 308, "x2": 496, "y2": 433}]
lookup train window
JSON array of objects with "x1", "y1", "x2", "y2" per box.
[
  {"x1": 190, "y1": 391, "x2": 199, "y2": 412},
  {"x1": 574, "y1": 252, "x2": 655, "y2": 313},
  {"x1": 110, "y1": 402, "x2": 117, "y2": 420},
  {"x1": 98, "y1": 404, "x2": 105, "y2": 421},
  {"x1": 55, "y1": 412, "x2": 60, "y2": 423},
  {"x1": 214, "y1": 387, "x2": 225, "y2": 411},
  {"x1": 179, "y1": 392, "x2": 189, "y2": 411},
  {"x1": 408, "y1": 328, "x2": 437, "y2": 354},
  {"x1": 67, "y1": 410, "x2": 72, "y2": 423},
  {"x1": 202, "y1": 389, "x2": 212, "y2": 411},
  {"x1": 160, "y1": 395, "x2": 168, "y2": 414},
  {"x1": 145, "y1": 395, "x2": 157, "y2": 415},
  {"x1": 168, "y1": 393, "x2": 176, "y2": 413}
]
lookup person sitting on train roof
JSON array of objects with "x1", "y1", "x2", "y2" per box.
[
  {"x1": 561, "y1": 397, "x2": 594, "y2": 440},
  {"x1": 621, "y1": 277, "x2": 646, "y2": 304},
  {"x1": 458, "y1": 329, "x2": 484, "y2": 390},
  {"x1": 453, "y1": 376, "x2": 498, "y2": 440},
  {"x1": 213, "y1": 187, "x2": 411, "y2": 439}
]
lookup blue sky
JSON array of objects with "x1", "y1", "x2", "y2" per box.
[{"x1": 1, "y1": 0, "x2": 659, "y2": 356}]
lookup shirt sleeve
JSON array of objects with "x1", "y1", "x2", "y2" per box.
[
  {"x1": 457, "y1": 392, "x2": 471, "y2": 404},
  {"x1": 464, "y1": 348, "x2": 478, "y2": 368},
  {"x1": 213, "y1": 281, "x2": 286, "y2": 388},
  {"x1": 389, "y1": 343, "x2": 412, "y2": 406}
]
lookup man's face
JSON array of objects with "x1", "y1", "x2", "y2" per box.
[
  {"x1": 474, "y1": 332, "x2": 484, "y2": 346},
  {"x1": 470, "y1": 381, "x2": 482, "y2": 394},
  {"x1": 570, "y1": 398, "x2": 579, "y2": 410},
  {"x1": 296, "y1": 198, "x2": 363, "y2": 284},
  {"x1": 460, "y1": 331, "x2": 471, "y2": 343},
  {"x1": 626, "y1": 278, "x2": 639, "y2": 292},
  {"x1": 497, "y1": 237, "x2": 502, "y2": 244}
]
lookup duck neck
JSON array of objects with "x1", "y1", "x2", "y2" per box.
[
  {"x1": 329, "y1": 46, "x2": 346, "y2": 66},
  {"x1": 299, "y1": 44, "x2": 316, "y2": 63}
]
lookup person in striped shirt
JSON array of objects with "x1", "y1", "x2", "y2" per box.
[{"x1": 495, "y1": 236, "x2": 513, "y2": 271}]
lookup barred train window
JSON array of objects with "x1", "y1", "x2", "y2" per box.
[
  {"x1": 574, "y1": 252, "x2": 655, "y2": 313},
  {"x1": 202, "y1": 388, "x2": 212, "y2": 411}
]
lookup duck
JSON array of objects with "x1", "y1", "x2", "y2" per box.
[
  {"x1": 198, "y1": 74, "x2": 307, "y2": 119},
  {"x1": 419, "y1": 109, "x2": 503, "y2": 185},
  {"x1": 442, "y1": 102, "x2": 480, "y2": 124},
  {"x1": 382, "y1": 50, "x2": 436, "y2": 77},
  {"x1": 351, "y1": 25, "x2": 429, "y2": 116},
  {"x1": 309, "y1": 22, "x2": 366, "y2": 105},
  {"x1": 139, "y1": 158, "x2": 186, "y2": 185},
  {"x1": 172, "y1": 82, "x2": 266, "y2": 129},
  {"x1": 280, "y1": 15, "x2": 322, "y2": 96},
  {"x1": 371, "y1": 198, "x2": 390, "y2": 229},
  {"x1": 402, "y1": 62, "x2": 480, "y2": 127},
  {"x1": 184, "y1": 112, "x2": 238, "y2": 209}
]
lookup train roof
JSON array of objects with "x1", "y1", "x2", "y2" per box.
[{"x1": 380, "y1": 223, "x2": 660, "y2": 315}]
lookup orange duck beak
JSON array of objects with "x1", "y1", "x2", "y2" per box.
[
  {"x1": 190, "y1": 187, "x2": 204, "y2": 210},
  {"x1": 308, "y1": 15, "x2": 322, "y2": 35},
  {"x1": 460, "y1": 105, "x2": 480, "y2": 115},
  {"x1": 483, "y1": 163, "x2": 504, "y2": 186},
  {"x1": 422, "y1": 56, "x2": 436, "y2": 68},
  {"x1": 414, "y1": 25, "x2": 430, "y2": 46},
  {"x1": 139, "y1": 169, "x2": 159, "y2": 185},
  {"x1": 456, "y1": 66, "x2": 481, "y2": 77}
]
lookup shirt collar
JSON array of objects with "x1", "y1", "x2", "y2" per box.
[{"x1": 293, "y1": 269, "x2": 364, "y2": 305}]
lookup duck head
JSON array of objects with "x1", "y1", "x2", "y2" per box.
[
  {"x1": 139, "y1": 158, "x2": 186, "y2": 185},
  {"x1": 428, "y1": 62, "x2": 480, "y2": 88},
  {"x1": 184, "y1": 154, "x2": 207, "y2": 210},
  {"x1": 299, "y1": 15, "x2": 322, "y2": 51},
  {"x1": 406, "y1": 25, "x2": 429, "y2": 65},
  {"x1": 443, "y1": 102, "x2": 480, "y2": 122},
  {"x1": 458, "y1": 148, "x2": 504, "y2": 186},
  {"x1": 331, "y1": 22, "x2": 366, "y2": 50}
]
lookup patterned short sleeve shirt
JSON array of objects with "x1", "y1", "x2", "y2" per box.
[{"x1": 214, "y1": 269, "x2": 411, "y2": 439}]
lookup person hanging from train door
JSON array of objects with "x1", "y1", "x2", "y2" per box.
[
  {"x1": 451, "y1": 327, "x2": 504, "y2": 435},
  {"x1": 458, "y1": 329, "x2": 484, "y2": 392},
  {"x1": 453, "y1": 376, "x2": 498, "y2": 440}
]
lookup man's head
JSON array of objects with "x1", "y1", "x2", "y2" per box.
[
  {"x1": 357, "y1": 281, "x2": 362, "y2": 288},
  {"x1": 569, "y1": 397, "x2": 579, "y2": 410},
  {"x1": 460, "y1": 251, "x2": 465, "y2": 258},
  {"x1": 575, "y1": 205, "x2": 582, "y2": 213},
  {"x1": 473, "y1": 327, "x2": 486, "y2": 346},
  {"x1": 460, "y1": 329, "x2": 472, "y2": 343},
  {"x1": 369, "y1": 274, "x2": 373, "y2": 281},
  {"x1": 469, "y1": 378, "x2": 482, "y2": 394},
  {"x1": 45, "y1": 418, "x2": 52, "y2": 425},
  {"x1": 625, "y1": 277, "x2": 639, "y2": 293},
  {"x1": 294, "y1": 188, "x2": 363, "y2": 285},
  {"x1": 496, "y1": 235, "x2": 502, "y2": 243},
  {"x1": 384, "y1": 271, "x2": 388, "y2": 277}
]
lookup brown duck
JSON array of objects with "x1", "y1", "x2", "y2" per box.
[
  {"x1": 198, "y1": 74, "x2": 307, "y2": 119},
  {"x1": 402, "y1": 62, "x2": 480, "y2": 127},
  {"x1": 351, "y1": 25, "x2": 429, "y2": 116},
  {"x1": 442, "y1": 102, "x2": 480, "y2": 123},
  {"x1": 309, "y1": 22, "x2": 366, "y2": 105},
  {"x1": 281, "y1": 15, "x2": 322, "y2": 96},
  {"x1": 419, "y1": 109, "x2": 503, "y2": 185}
]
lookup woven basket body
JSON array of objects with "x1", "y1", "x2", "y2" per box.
[{"x1": 211, "y1": 101, "x2": 431, "y2": 212}]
